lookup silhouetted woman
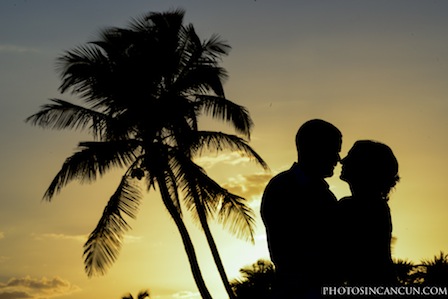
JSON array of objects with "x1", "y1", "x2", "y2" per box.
[{"x1": 338, "y1": 140, "x2": 399, "y2": 286}]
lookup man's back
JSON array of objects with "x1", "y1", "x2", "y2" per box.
[
  {"x1": 261, "y1": 163, "x2": 338, "y2": 298},
  {"x1": 260, "y1": 119, "x2": 342, "y2": 298}
]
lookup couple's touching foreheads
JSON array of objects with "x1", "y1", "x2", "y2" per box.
[{"x1": 261, "y1": 119, "x2": 400, "y2": 299}]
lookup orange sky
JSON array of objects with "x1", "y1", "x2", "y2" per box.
[{"x1": 1, "y1": 1, "x2": 448, "y2": 299}]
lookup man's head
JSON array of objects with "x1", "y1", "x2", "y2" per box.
[{"x1": 295, "y1": 119, "x2": 342, "y2": 178}]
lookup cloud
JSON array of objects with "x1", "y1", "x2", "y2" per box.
[
  {"x1": 32, "y1": 233, "x2": 142, "y2": 244},
  {"x1": 32, "y1": 233, "x2": 86, "y2": 242},
  {"x1": 222, "y1": 173, "x2": 273, "y2": 202},
  {"x1": 171, "y1": 291, "x2": 200, "y2": 299},
  {"x1": 123, "y1": 235, "x2": 143, "y2": 244},
  {"x1": 0, "y1": 232, "x2": 4, "y2": 240},
  {"x1": 0, "y1": 276, "x2": 80, "y2": 299},
  {"x1": 0, "y1": 291, "x2": 32, "y2": 299},
  {"x1": 0, "y1": 256, "x2": 10, "y2": 263},
  {"x1": 194, "y1": 152, "x2": 252, "y2": 169},
  {"x1": 0, "y1": 45, "x2": 38, "y2": 54},
  {"x1": 255, "y1": 234, "x2": 267, "y2": 242}
]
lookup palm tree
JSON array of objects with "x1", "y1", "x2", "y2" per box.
[
  {"x1": 393, "y1": 258, "x2": 419, "y2": 285},
  {"x1": 122, "y1": 290, "x2": 150, "y2": 299},
  {"x1": 230, "y1": 259, "x2": 275, "y2": 299},
  {"x1": 419, "y1": 251, "x2": 448, "y2": 286},
  {"x1": 26, "y1": 9, "x2": 267, "y2": 299}
]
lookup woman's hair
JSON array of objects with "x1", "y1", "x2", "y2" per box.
[{"x1": 353, "y1": 140, "x2": 400, "y2": 201}]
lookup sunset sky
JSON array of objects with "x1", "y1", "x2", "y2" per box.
[{"x1": 1, "y1": 1, "x2": 448, "y2": 299}]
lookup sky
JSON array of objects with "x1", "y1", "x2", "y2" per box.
[{"x1": 1, "y1": 0, "x2": 448, "y2": 298}]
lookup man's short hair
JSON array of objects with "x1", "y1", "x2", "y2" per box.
[{"x1": 295, "y1": 119, "x2": 342, "y2": 156}]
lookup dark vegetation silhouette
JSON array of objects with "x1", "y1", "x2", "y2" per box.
[
  {"x1": 122, "y1": 290, "x2": 150, "y2": 299},
  {"x1": 230, "y1": 259, "x2": 275, "y2": 299},
  {"x1": 26, "y1": 9, "x2": 267, "y2": 299},
  {"x1": 394, "y1": 258, "x2": 420, "y2": 285},
  {"x1": 117, "y1": 254, "x2": 448, "y2": 299},
  {"x1": 418, "y1": 251, "x2": 448, "y2": 286},
  {"x1": 230, "y1": 254, "x2": 448, "y2": 298},
  {"x1": 384, "y1": 253, "x2": 448, "y2": 288}
]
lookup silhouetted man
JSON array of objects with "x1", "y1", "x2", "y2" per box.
[{"x1": 261, "y1": 119, "x2": 342, "y2": 299}]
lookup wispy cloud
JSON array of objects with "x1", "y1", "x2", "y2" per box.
[
  {"x1": 222, "y1": 172, "x2": 273, "y2": 202},
  {"x1": 32, "y1": 233, "x2": 143, "y2": 244},
  {"x1": 123, "y1": 235, "x2": 143, "y2": 244},
  {"x1": 255, "y1": 234, "x2": 267, "y2": 242},
  {"x1": 0, "y1": 256, "x2": 10, "y2": 264},
  {"x1": 32, "y1": 233, "x2": 86, "y2": 242},
  {"x1": 0, "y1": 276, "x2": 80, "y2": 299},
  {"x1": 194, "y1": 152, "x2": 252, "y2": 169},
  {"x1": 0, "y1": 45, "x2": 39, "y2": 54},
  {"x1": 0, "y1": 290, "x2": 32, "y2": 299},
  {"x1": 171, "y1": 291, "x2": 200, "y2": 299}
]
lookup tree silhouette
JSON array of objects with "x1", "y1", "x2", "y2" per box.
[
  {"x1": 122, "y1": 290, "x2": 150, "y2": 299},
  {"x1": 230, "y1": 259, "x2": 275, "y2": 299},
  {"x1": 26, "y1": 9, "x2": 267, "y2": 299},
  {"x1": 393, "y1": 258, "x2": 422, "y2": 285},
  {"x1": 418, "y1": 251, "x2": 448, "y2": 286}
]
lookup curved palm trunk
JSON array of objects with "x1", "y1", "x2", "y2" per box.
[
  {"x1": 198, "y1": 205, "x2": 237, "y2": 299},
  {"x1": 157, "y1": 176, "x2": 213, "y2": 299},
  {"x1": 192, "y1": 190, "x2": 236, "y2": 299}
]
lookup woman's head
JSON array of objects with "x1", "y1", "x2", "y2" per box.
[{"x1": 340, "y1": 140, "x2": 399, "y2": 200}]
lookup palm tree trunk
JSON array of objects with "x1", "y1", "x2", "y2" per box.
[
  {"x1": 157, "y1": 176, "x2": 213, "y2": 299},
  {"x1": 191, "y1": 188, "x2": 236, "y2": 299},
  {"x1": 197, "y1": 205, "x2": 237, "y2": 299}
]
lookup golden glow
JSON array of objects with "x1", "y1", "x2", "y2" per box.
[{"x1": 2, "y1": 1, "x2": 448, "y2": 299}]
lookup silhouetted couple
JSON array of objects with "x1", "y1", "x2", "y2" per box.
[{"x1": 261, "y1": 119, "x2": 399, "y2": 299}]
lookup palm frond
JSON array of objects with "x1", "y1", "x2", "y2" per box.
[
  {"x1": 172, "y1": 152, "x2": 256, "y2": 242},
  {"x1": 195, "y1": 96, "x2": 253, "y2": 139},
  {"x1": 25, "y1": 99, "x2": 109, "y2": 138},
  {"x1": 140, "y1": 143, "x2": 182, "y2": 215},
  {"x1": 202, "y1": 33, "x2": 231, "y2": 60},
  {"x1": 421, "y1": 251, "x2": 448, "y2": 267},
  {"x1": 170, "y1": 24, "x2": 229, "y2": 97},
  {"x1": 122, "y1": 290, "x2": 150, "y2": 299},
  {"x1": 83, "y1": 175, "x2": 142, "y2": 277},
  {"x1": 218, "y1": 192, "x2": 256, "y2": 243},
  {"x1": 43, "y1": 140, "x2": 140, "y2": 200},
  {"x1": 143, "y1": 166, "x2": 157, "y2": 191},
  {"x1": 173, "y1": 155, "x2": 220, "y2": 216},
  {"x1": 196, "y1": 131, "x2": 268, "y2": 170},
  {"x1": 137, "y1": 290, "x2": 150, "y2": 299},
  {"x1": 145, "y1": 9, "x2": 185, "y2": 33},
  {"x1": 173, "y1": 24, "x2": 207, "y2": 88},
  {"x1": 57, "y1": 44, "x2": 108, "y2": 96},
  {"x1": 126, "y1": 14, "x2": 151, "y2": 33},
  {"x1": 163, "y1": 163, "x2": 182, "y2": 216}
]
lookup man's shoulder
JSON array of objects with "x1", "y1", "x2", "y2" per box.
[
  {"x1": 261, "y1": 166, "x2": 300, "y2": 219},
  {"x1": 266, "y1": 167, "x2": 298, "y2": 189},
  {"x1": 263, "y1": 165, "x2": 311, "y2": 199},
  {"x1": 338, "y1": 196, "x2": 353, "y2": 204}
]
